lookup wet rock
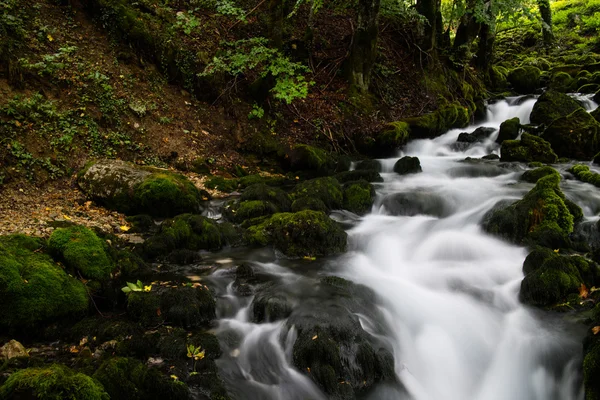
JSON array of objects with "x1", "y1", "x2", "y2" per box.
[
  {"x1": 251, "y1": 282, "x2": 294, "y2": 322},
  {"x1": 343, "y1": 180, "x2": 375, "y2": 215},
  {"x1": 381, "y1": 191, "x2": 448, "y2": 217},
  {"x1": 393, "y1": 156, "x2": 422, "y2": 175},
  {"x1": 240, "y1": 184, "x2": 292, "y2": 211},
  {"x1": 355, "y1": 159, "x2": 382, "y2": 172},
  {"x1": 457, "y1": 127, "x2": 496, "y2": 143},
  {"x1": 543, "y1": 108, "x2": 600, "y2": 160},
  {"x1": 496, "y1": 117, "x2": 521, "y2": 143},
  {"x1": 529, "y1": 91, "x2": 584, "y2": 125},
  {"x1": 291, "y1": 177, "x2": 343, "y2": 211},
  {"x1": 335, "y1": 169, "x2": 383, "y2": 183},
  {"x1": 0, "y1": 340, "x2": 28, "y2": 360},
  {"x1": 500, "y1": 133, "x2": 558, "y2": 164},
  {"x1": 287, "y1": 144, "x2": 337, "y2": 176},
  {"x1": 521, "y1": 166, "x2": 557, "y2": 183},
  {"x1": 508, "y1": 66, "x2": 541, "y2": 94}
]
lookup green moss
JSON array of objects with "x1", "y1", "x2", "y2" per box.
[
  {"x1": 335, "y1": 169, "x2": 383, "y2": 183},
  {"x1": 291, "y1": 177, "x2": 343, "y2": 211},
  {"x1": 520, "y1": 256, "x2": 583, "y2": 306},
  {"x1": 522, "y1": 247, "x2": 558, "y2": 275},
  {"x1": 530, "y1": 90, "x2": 584, "y2": 125},
  {"x1": 491, "y1": 66, "x2": 509, "y2": 90},
  {"x1": 245, "y1": 210, "x2": 347, "y2": 257},
  {"x1": 374, "y1": 122, "x2": 410, "y2": 156},
  {"x1": 496, "y1": 117, "x2": 520, "y2": 143},
  {"x1": 238, "y1": 174, "x2": 285, "y2": 188},
  {"x1": 543, "y1": 108, "x2": 600, "y2": 159},
  {"x1": 224, "y1": 200, "x2": 278, "y2": 223},
  {"x1": 500, "y1": 133, "x2": 558, "y2": 163},
  {"x1": 0, "y1": 364, "x2": 108, "y2": 400},
  {"x1": 93, "y1": 357, "x2": 190, "y2": 400},
  {"x1": 402, "y1": 103, "x2": 470, "y2": 138},
  {"x1": 290, "y1": 197, "x2": 328, "y2": 213},
  {"x1": 569, "y1": 164, "x2": 600, "y2": 189},
  {"x1": 508, "y1": 66, "x2": 541, "y2": 94},
  {"x1": 579, "y1": 83, "x2": 600, "y2": 93},
  {"x1": 355, "y1": 159, "x2": 382, "y2": 172},
  {"x1": 205, "y1": 176, "x2": 239, "y2": 192},
  {"x1": 240, "y1": 183, "x2": 291, "y2": 211},
  {"x1": 584, "y1": 342, "x2": 600, "y2": 400},
  {"x1": 549, "y1": 72, "x2": 574, "y2": 92},
  {"x1": 48, "y1": 226, "x2": 114, "y2": 281},
  {"x1": 134, "y1": 173, "x2": 201, "y2": 218},
  {"x1": 484, "y1": 171, "x2": 577, "y2": 248},
  {"x1": 343, "y1": 180, "x2": 375, "y2": 214},
  {"x1": 521, "y1": 166, "x2": 557, "y2": 183},
  {"x1": 287, "y1": 144, "x2": 336, "y2": 175},
  {"x1": 0, "y1": 235, "x2": 88, "y2": 329}
]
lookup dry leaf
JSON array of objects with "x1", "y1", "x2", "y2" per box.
[
  {"x1": 120, "y1": 225, "x2": 130, "y2": 232},
  {"x1": 580, "y1": 283, "x2": 589, "y2": 299},
  {"x1": 156, "y1": 308, "x2": 162, "y2": 316},
  {"x1": 63, "y1": 215, "x2": 72, "y2": 220},
  {"x1": 312, "y1": 335, "x2": 318, "y2": 340},
  {"x1": 593, "y1": 326, "x2": 600, "y2": 335}
]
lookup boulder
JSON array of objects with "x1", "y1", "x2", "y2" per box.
[
  {"x1": 355, "y1": 159, "x2": 382, "y2": 172},
  {"x1": 371, "y1": 122, "x2": 410, "y2": 157},
  {"x1": 496, "y1": 117, "x2": 520, "y2": 143},
  {"x1": 240, "y1": 183, "x2": 292, "y2": 211},
  {"x1": 342, "y1": 180, "x2": 375, "y2": 214},
  {"x1": 530, "y1": 91, "x2": 584, "y2": 125},
  {"x1": 569, "y1": 164, "x2": 600, "y2": 187},
  {"x1": 48, "y1": 225, "x2": 114, "y2": 281},
  {"x1": 549, "y1": 72, "x2": 574, "y2": 92},
  {"x1": 0, "y1": 235, "x2": 88, "y2": 329},
  {"x1": 78, "y1": 160, "x2": 202, "y2": 217},
  {"x1": 287, "y1": 144, "x2": 337, "y2": 176},
  {"x1": 521, "y1": 166, "x2": 557, "y2": 183},
  {"x1": 483, "y1": 171, "x2": 580, "y2": 248},
  {"x1": 393, "y1": 156, "x2": 422, "y2": 175},
  {"x1": 500, "y1": 133, "x2": 558, "y2": 163},
  {"x1": 223, "y1": 200, "x2": 279, "y2": 224},
  {"x1": 0, "y1": 364, "x2": 109, "y2": 400},
  {"x1": 543, "y1": 109, "x2": 600, "y2": 160},
  {"x1": 401, "y1": 103, "x2": 470, "y2": 139},
  {"x1": 291, "y1": 177, "x2": 343, "y2": 211},
  {"x1": 0, "y1": 340, "x2": 28, "y2": 360},
  {"x1": 508, "y1": 66, "x2": 541, "y2": 94},
  {"x1": 457, "y1": 127, "x2": 496, "y2": 143},
  {"x1": 291, "y1": 197, "x2": 328, "y2": 213},
  {"x1": 245, "y1": 210, "x2": 347, "y2": 257}
]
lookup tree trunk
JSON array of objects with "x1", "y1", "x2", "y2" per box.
[
  {"x1": 453, "y1": 0, "x2": 481, "y2": 55},
  {"x1": 348, "y1": 0, "x2": 381, "y2": 93},
  {"x1": 416, "y1": 0, "x2": 441, "y2": 52},
  {"x1": 268, "y1": 0, "x2": 289, "y2": 49},
  {"x1": 537, "y1": 0, "x2": 553, "y2": 45},
  {"x1": 476, "y1": 22, "x2": 495, "y2": 82}
]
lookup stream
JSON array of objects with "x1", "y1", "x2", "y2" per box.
[{"x1": 203, "y1": 95, "x2": 600, "y2": 400}]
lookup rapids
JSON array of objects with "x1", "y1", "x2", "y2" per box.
[{"x1": 208, "y1": 94, "x2": 599, "y2": 400}]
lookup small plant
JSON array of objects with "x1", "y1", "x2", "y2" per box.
[
  {"x1": 248, "y1": 104, "x2": 264, "y2": 119},
  {"x1": 175, "y1": 10, "x2": 202, "y2": 35},
  {"x1": 121, "y1": 280, "x2": 151, "y2": 294},
  {"x1": 186, "y1": 344, "x2": 205, "y2": 371}
]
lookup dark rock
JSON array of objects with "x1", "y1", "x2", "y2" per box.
[
  {"x1": 381, "y1": 191, "x2": 448, "y2": 217},
  {"x1": 530, "y1": 91, "x2": 584, "y2": 125},
  {"x1": 496, "y1": 117, "x2": 520, "y2": 143},
  {"x1": 500, "y1": 133, "x2": 558, "y2": 163},
  {"x1": 393, "y1": 156, "x2": 422, "y2": 175},
  {"x1": 543, "y1": 108, "x2": 600, "y2": 160},
  {"x1": 355, "y1": 159, "x2": 382, "y2": 172}
]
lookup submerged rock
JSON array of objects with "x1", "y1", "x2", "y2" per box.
[
  {"x1": 393, "y1": 156, "x2": 422, "y2": 175},
  {"x1": 381, "y1": 191, "x2": 448, "y2": 217}
]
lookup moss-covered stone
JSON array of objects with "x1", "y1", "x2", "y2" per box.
[
  {"x1": 549, "y1": 72, "x2": 574, "y2": 92},
  {"x1": 393, "y1": 156, "x2": 422, "y2": 175},
  {"x1": 569, "y1": 164, "x2": 600, "y2": 188},
  {"x1": 491, "y1": 66, "x2": 509, "y2": 90},
  {"x1": 93, "y1": 357, "x2": 190, "y2": 400},
  {"x1": 335, "y1": 169, "x2": 383, "y2": 183},
  {"x1": 143, "y1": 214, "x2": 229, "y2": 259},
  {"x1": 496, "y1": 117, "x2": 520, "y2": 143},
  {"x1": 245, "y1": 210, "x2": 347, "y2": 257},
  {"x1": 522, "y1": 247, "x2": 558, "y2": 276},
  {"x1": 543, "y1": 109, "x2": 600, "y2": 160},
  {"x1": 508, "y1": 66, "x2": 541, "y2": 94},
  {"x1": 223, "y1": 200, "x2": 279, "y2": 224},
  {"x1": 204, "y1": 176, "x2": 238, "y2": 192},
  {"x1": 127, "y1": 284, "x2": 215, "y2": 328},
  {"x1": 483, "y1": 171, "x2": 579, "y2": 248},
  {"x1": 240, "y1": 183, "x2": 291, "y2": 211},
  {"x1": 372, "y1": 121, "x2": 410, "y2": 156},
  {"x1": 579, "y1": 84, "x2": 600, "y2": 94},
  {"x1": 500, "y1": 133, "x2": 558, "y2": 163},
  {"x1": 401, "y1": 103, "x2": 470, "y2": 139},
  {"x1": 291, "y1": 177, "x2": 343, "y2": 211},
  {"x1": 287, "y1": 144, "x2": 336, "y2": 175},
  {"x1": 0, "y1": 364, "x2": 108, "y2": 400},
  {"x1": 290, "y1": 197, "x2": 328, "y2": 213},
  {"x1": 48, "y1": 226, "x2": 114, "y2": 281},
  {"x1": 0, "y1": 235, "x2": 88, "y2": 329},
  {"x1": 521, "y1": 166, "x2": 557, "y2": 183},
  {"x1": 77, "y1": 160, "x2": 201, "y2": 217},
  {"x1": 530, "y1": 91, "x2": 584, "y2": 125},
  {"x1": 343, "y1": 180, "x2": 375, "y2": 214}
]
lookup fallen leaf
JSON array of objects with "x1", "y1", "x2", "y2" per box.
[
  {"x1": 593, "y1": 326, "x2": 600, "y2": 335},
  {"x1": 156, "y1": 308, "x2": 162, "y2": 316},
  {"x1": 580, "y1": 283, "x2": 589, "y2": 299},
  {"x1": 47, "y1": 34, "x2": 53, "y2": 41},
  {"x1": 63, "y1": 215, "x2": 71, "y2": 220},
  {"x1": 312, "y1": 335, "x2": 318, "y2": 340},
  {"x1": 120, "y1": 225, "x2": 130, "y2": 232}
]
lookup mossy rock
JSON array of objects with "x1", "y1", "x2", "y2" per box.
[
  {"x1": 291, "y1": 177, "x2": 343, "y2": 211},
  {"x1": 530, "y1": 91, "x2": 584, "y2": 125},
  {"x1": 93, "y1": 357, "x2": 190, "y2": 400},
  {"x1": 240, "y1": 183, "x2": 292, "y2": 211},
  {"x1": 223, "y1": 200, "x2": 279, "y2": 224},
  {"x1": 508, "y1": 66, "x2": 541, "y2": 94},
  {"x1": 569, "y1": 164, "x2": 600, "y2": 188},
  {"x1": 245, "y1": 210, "x2": 347, "y2": 257},
  {"x1": 238, "y1": 174, "x2": 286, "y2": 188},
  {"x1": 287, "y1": 144, "x2": 336, "y2": 175},
  {"x1": 520, "y1": 255, "x2": 599, "y2": 306},
  {"x1": 584, "y1": 340, "x2": 600, "y2": 400},
  {"x1": 335, "y1": 169, "x2": 383, "y2": 183},
  {"x1": 496, "y1": 117, "x2": 520, "y2": 143},
  {"x1": 393, "y1": 156, "x2": 422, "y2": 175},
  {"x1": 343, "y1": 180, "x2": 375, "y2": 214},
  {"x1": 401, "y1": 103, "x2": 470, "y2": 139},
  {"x1": 483, "y1": 171, "x2": 579, "y2": 248},
  {"x1": 522, "y1": 247, "x2": 558, "y2": 275},
  {"x1": 355, "y1": 159, "x2": 382, "y2": 172},
  {"x1": 0, "y1": 364, "x2": 108, "y2": 400},
  {"x1": 543, "y1": 108, "x2": 600, "y2": 160},
  {"x1": 77, "y1": 160, "x2": 201, "y2": 217},
  {"x1": 490, "y1": 66, "x2": 509, "y2": 90},
  {"x1": 500, "y1": 133, "x2": 558, "y2": 164},
  {"x1": 579, "y1": 84, "x2": 600, "y2": 94},
  {"x1": 549, "y1": 72, "x2": 574, "y2": 93},
  {"x1": 521, "y1": 166, "x2": 557, "y2": 183},
  {"x1": 372, "y1": 122, "x2": 410, "y2": 156},
  {"x1": 48, "y1": 226, "x2": 114, "y2": 281},
  {"x1": 127, "y1": 284, "x2": 216, "y2": 328},
  {"x1": 0, "y1": 235, "x2": 88, "y2": 329},
  {"x1": 291, "y1": 197, "x2": 328, "y2": 213},
  {"x1": 142, "y1": 214, "x2": 229, "y2": 260},
  {"x1": 204, "y1": 176, "x2": 238, "y2": 193}
]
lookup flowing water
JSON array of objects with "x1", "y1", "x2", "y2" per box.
[{"x1": 207, "y1": 94, "x2": 599, "y2": 400}]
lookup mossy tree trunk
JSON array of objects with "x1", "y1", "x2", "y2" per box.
[
  {"x1": 537, "y1": 0, "x2": 553, "y2": 45},
  {"x1": 348, "y1": 0, "x2": 381, "y2": 93},
  {"x1": 453, "y1": 0, "x2": 481, "y2": 58},
  {"x1": 416, "y1": 0, "x2": 441, "y2": 53},
  {"x1": 476, "y1": 22, "x2": 495, "y2": 82}
]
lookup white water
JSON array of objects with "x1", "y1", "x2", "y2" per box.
[{"x1": 213, "y1": 95, "x2": 598, "y2": 400}]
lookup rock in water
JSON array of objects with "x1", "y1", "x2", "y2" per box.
[
  {"x1": 0, "y1": 340, "x2": 28, "y2": 359},
  {"x1": 529, "y1": 90, "x2": 584, "y2": 125},
  {"x1": 393, "y1": 156, "x2": 422, "y2": 175},
  {"x1": 542, "y1": 108, "x2": 600, "y2": 160}
]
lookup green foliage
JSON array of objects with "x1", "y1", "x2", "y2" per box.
[
  {"x1": 201, "y1": 37, "x2": 312, "y2": 104},
  {"x1": 122, "y1": 280, "x2": 151, "y2": 294},
  {"x1": 19, "y1": 46, "x2": 78, "y2": 76},
  {"x1": 0, "y1": 364, "x2": 109, "y2": 400},
  {"x1": 175, "y1": 11, "x2": 202, "y2": 35},
  {"x1": 248, "y1": 104, "x2": 265, "y2": 119}
]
